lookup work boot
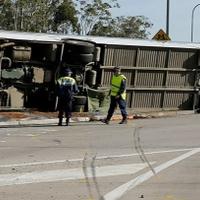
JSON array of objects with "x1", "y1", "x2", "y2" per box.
[
  {"x1": 58, "y1": 118, "x2": 63, "y2": 126},
  {"x1": 58, "y1": 122, "x2": 62, "y2": 126},
  {"x1": 119, "y1": 118, "x2": 127, "y2": 124},
  {"x1": 66, "y1": 118, "x2": 70, "y2": 126},
  {"x1": 100, "y1": 118, "x2": 109, "y2": 124}
]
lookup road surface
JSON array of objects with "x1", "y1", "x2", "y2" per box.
[{"x1": 0, "y1": 114, "x2": 199, "y2": 200}]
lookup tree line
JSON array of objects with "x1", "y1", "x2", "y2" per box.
[{"x1": 0, "y1": 0, "x2": 153, "y2": 39}]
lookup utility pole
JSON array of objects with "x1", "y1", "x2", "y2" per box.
[
  {"x1": 191, "y1": 4, "x2": 200, "y2": 42},
  {"x1": 166, "y1": 0, "x2": 170, "y2": 35}
]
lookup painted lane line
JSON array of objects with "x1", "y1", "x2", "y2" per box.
[
  {"x1": 0, "y1": 148, "x2": 195, "y2": 168},
  {"x1": 0, "y1": 163, "x2": 155, "y2": 187},
  {"x1": 103, "y1": 148, "x2": 200, "y2": 200}
]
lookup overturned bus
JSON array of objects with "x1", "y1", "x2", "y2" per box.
[{"x1": 0, "y1": 30, "x2": 200, "y2": 113}]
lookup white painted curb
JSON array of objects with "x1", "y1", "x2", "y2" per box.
[{"x1": 0, "y1": 117, "x2": 90, "y2": 126}]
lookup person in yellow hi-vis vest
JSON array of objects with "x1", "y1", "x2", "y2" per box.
[{"x1": 101, "y1": 66, "x2": 128, "y2": 124}]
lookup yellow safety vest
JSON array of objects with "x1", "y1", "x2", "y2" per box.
[{"x1": 110, "y1": 74, "x2": 126, "y2": 100}]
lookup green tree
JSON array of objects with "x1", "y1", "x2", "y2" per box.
[
  {"x1": 91, "y1": 16, "x2": 153, "y2": 39},
  {"x1": 0, "y1": 0, "x2": 5, "y2": 5},
  {"x1": 0, "y1": 0, "x2": 153, "y2": 39},
  {"x1": 0, "y1": 0, "x2": 15, "y2": 30},
  {"x1": 53, "y1": 0, "x2": 78, "y2": 34},
  {"x1": 15, "y1": 0, "x2": 60, "y2": 32},
  {"x1": 75, "y1": 0, "x2": 119, "y2": 35},
  {"x1": 0, "y1": 0, "x2": 60, "y2": 32}
]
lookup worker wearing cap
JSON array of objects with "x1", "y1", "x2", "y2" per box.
[
  {"x1": 56, "y1": 68, "x2": 78, "y2": 126},
  {"x1": 101, "y1": 66, "x2": 128, "y2": 124}
]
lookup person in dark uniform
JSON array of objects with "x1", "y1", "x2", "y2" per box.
[
  {"x1": 101, "y1": 66, "x2": 128, "y2": 124},
  {"x1": 56, "y1": 68, "x2": 78, "y2": 126}
]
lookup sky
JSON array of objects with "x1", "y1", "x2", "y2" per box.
[{"x1": 111, "y1": 0, "x2": 200, "y2": 43}]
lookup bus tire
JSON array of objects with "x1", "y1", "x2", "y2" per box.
[
  {"x1": 64, "y1": 40, "x2": 95, "y2": 54},
  {"x1": 65, "y1": 53, "x2": 94, "y2": 65}
]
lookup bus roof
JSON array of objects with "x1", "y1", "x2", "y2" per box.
[
  {"x1": 0, "y1": 30, "x2": 64, "y2": 43},
  {"x1": 0, "y1": 30, "x2": 200, "y2": 50}
]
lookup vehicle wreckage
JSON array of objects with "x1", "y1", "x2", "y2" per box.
[{"x1": 0, "y1": 30, "x2": 200, "y2": 113}]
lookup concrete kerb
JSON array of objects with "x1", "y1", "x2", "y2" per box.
[
  {"x1": 0, "y1": 117, "x2": 91, "y2": 127},
  {"x1": 91, "y1": 110, "x2": 196, "y2": 122},
  {"x1": 0, "y1": 110, "x2": 196, "y2": 127},
  {"x1": 0, "y1": 118, "x2": 57, "y2": 127},
  {"x1": 132, "y1": 110, "x2": 195, "y2": 119}
]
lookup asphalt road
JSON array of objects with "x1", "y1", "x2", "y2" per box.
[{"x1": 0, "y1": 114, "x2": 199, "y2": 200}]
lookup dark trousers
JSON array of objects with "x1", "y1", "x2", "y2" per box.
[
  {"x1": 57, "y1": 97, "x2": 73, "y2": 119},
  {"x1": 106, "y1": 96, "x2": 127, "y2": 120}
]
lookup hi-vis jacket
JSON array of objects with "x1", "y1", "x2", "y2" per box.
[
  {"x1": 57, "y1": 76, "x2": 76, "y2": 87},
  {"x1": 110, "y1": 74, "x2": 126, "y2": 100},
  {"x1": 57, "y1": 76, "x2": 78, "y2": 99}
]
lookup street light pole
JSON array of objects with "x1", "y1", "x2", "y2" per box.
[
  {"x1": 166, "y1": 0, "x2": 170, "y2": 35},
  {"x1": 191, "y1": 4, "x2": 200, "y2": 42}
]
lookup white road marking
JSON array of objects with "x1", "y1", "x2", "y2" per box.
[
  {"x1": 18, "y1": 134, "x2": 37, "y2": 137},
  {"x1": 0, "y1": 163, "x2": 154, "y2": 187},
  {"x1": 103, "y1": 148, "x2": 200, "y2": 200},
  {"x1": 0, "y1": 148, "x2": 195, "y2": 168},
  {"x1": 36, "y1": 129, "x2": 56, "y2": 132}
]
